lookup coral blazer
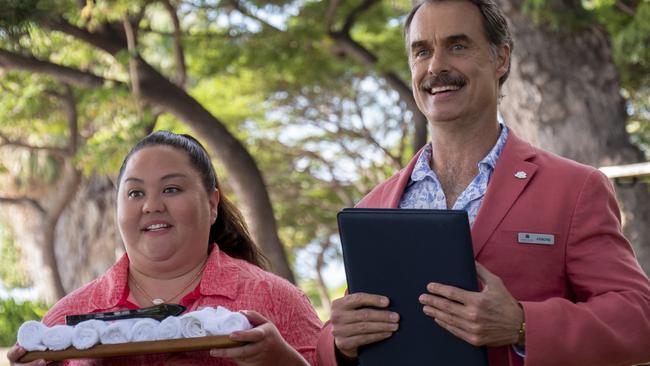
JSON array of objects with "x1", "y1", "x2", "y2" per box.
[{"x1": 317, "y1": 132, "x2": 650, "y2": 366}]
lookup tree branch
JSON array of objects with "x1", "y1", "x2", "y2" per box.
[
  {"x1": 161, "y1": 0, "x2": 187, "y2": 87},
  {"x1": 230, "y1": 0, "x2": 282, "y2": 32},
  {"x1": 324, "y1": 0, "x2": 342, "y2": 31},
  {"x1": 61, "y1": 85, "x2": 79, "y2": 155},
  {"x1": 0, "y1": 49, "x2": 110, "y2": 88},
  {"x1": 0, "y1": 196, "x2": 46, "y2": 215},
  {"x1": 0, "y1": 132, "x2": 69, "y2": 158},
  {"x1": 42, "y1": 18, "x2": 126, "y2": 55},
  {"x1": 326, "y1": 0, "x2": 428, "y2": 151},
  {"x1": 351, "y1": 91, "x2": 402, "y2": 169},
  {"x1": 615, "y1": 0, "x2": 636, "y2": 16},
  {"x1": 341, "y1": 0, "x2": 379, "y2": 34},
  {"x1": 123, "y1": 16, "x2": 144, "y2": 121},
  {"x1": 300, "y1": 150, "x2": 356, "y2": 207}
]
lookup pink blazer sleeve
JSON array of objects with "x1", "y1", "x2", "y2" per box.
[{"x1": 523, "y1": 171, "x2": 650, "y2": 366}]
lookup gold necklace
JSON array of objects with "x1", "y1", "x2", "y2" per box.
[{"x1": 129, "y1": 259, "x2": 208, "y2": 305}]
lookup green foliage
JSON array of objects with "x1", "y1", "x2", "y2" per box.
[
  {"x1": 2, "y1": 0, "x2": 647, "y2": 303},
  {"x1": 0, "y1": 298, "x2": 49, "y2": 347},
  {"x1": 522, "y1": 0, "x2": 593, "y2": 32},
  {"x1": 611, "y1": 2, "x2": 650, "y2": 89},
  {"x1": 0, "y1": 225, "x2": 31, "y2": 289}
]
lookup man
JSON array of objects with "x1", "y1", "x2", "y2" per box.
[{"x1": 316, "y1": 0, "x2": 650, "y2": 365}]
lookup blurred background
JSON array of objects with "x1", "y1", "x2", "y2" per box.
[{"x1": 0, "y1": 0, "x2": 648, "y2": 359}]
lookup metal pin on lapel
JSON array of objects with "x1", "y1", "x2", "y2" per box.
[{"x1": 514, "y1": 171, "x2": 527, "y2": 179}]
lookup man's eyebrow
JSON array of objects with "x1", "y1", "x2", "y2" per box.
[
  {"x1": 410, "y1": 34, "x2": 471, "y2": 52},
  {"x1": 410, "y1": 40, "x2": 428, "y2": 52},
  {"x1": 445, "y1": 34, "x2": 471, "y2": 44}
]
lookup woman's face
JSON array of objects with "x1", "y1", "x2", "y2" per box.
[{"x1": 117, "y1": 146, "x2": 219, "y2": 272}]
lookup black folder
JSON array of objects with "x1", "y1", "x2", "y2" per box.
[{"x1": 337, "y1": 208, "x2": 488, "y2": 366}]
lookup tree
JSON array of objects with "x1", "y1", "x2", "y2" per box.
[
  {"x1": 260, "y1": 75, "x2": 413, "y2": 312},
  {"x1": 0, "y1": 0, "x2": 294, "y2": 288},
  {"x1": 498, "y1": 0, "x2": 650, "y2": 271},
  {"x1": 1, "y1": 0, "x2": 648, "y2": 307}
]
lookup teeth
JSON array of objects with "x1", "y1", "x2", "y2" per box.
[
  {"x1": 429, "y1": 85, "x2": 460, "y2": 94},
  {"x1": 147, "y1": 223, "x2": 170, "y2": 230}
]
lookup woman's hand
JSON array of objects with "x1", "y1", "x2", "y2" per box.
[
  {"x1": 6, "y1": 344, "x2": 47, "y2": 366},
  {"x1": 209, "y1": 310, "x2": 308, "y2": 366}
]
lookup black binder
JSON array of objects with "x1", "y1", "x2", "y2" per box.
[{"x1": 337, "y1": 208, "x2": 488, "y2": 366}]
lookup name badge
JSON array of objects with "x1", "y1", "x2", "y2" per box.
[{"x1": 518, "y1": 232, "x2": 555, "y2": 245}]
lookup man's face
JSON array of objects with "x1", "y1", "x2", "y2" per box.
[{"x1": 408, "y1": 1, "x2": 509, "y2": 125}]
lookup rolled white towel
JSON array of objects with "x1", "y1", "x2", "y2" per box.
[
  {"x1": 75, "y1": 319, "x2": 108, "y2": 333},
  {"x1": 72, "y1": 326, "x2": 99, "y2": 350},
  {"x1": 42, "y1": 325, "x2": 74, "y2": 351},
  {"x1": 155, "y1": 316, "x2": 182, "y2": 340},
  {"x1": 180, "y1": 307, "x2": 220, "y2": 338},
  {"x1": 17, "y1": 320, "x2": 48, "y2": 351},
  {"x1": 99, "y1": 319, "x2": 137, "y2": 345},
  {"x1": 212, "y1": 307, "x2": 252, "y2": 335},
  {"x1": 131, "y1": 318, "x2": 160, "y2": 342}
]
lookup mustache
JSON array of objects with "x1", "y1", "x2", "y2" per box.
[{"x1": 420, "y1": 73, "x2": 466, "y2": 91}]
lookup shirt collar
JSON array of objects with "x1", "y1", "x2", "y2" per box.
[
  {"x1": 478, "y1": 123, "x2": 508, "y2": 171},
  {"x1": 88, "y1": 254, "x2": 130, "y2": 310},
  {"x1": 409, "y1": 123, "x2": 509, "y2": 182},
  {"x1": 89, "y1": 243, "x2": 241, "y2": 310},
  {"x1": 197, "y1": 244, "x2": 240, "y2": 300}
]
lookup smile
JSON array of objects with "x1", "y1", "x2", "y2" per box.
[
  {"x1": 427, "y1": 85, "x2": 461, "y2": 95},
  {"x1": 144, "y1": 223, "x2": 172, "y2": 231}
]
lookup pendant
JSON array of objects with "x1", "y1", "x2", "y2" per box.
[{"x1": 152, "y1": 298, "x2": 165, "y2": 305}]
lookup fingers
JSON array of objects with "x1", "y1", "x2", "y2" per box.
[
  {"x1": 421, "y1": 301, "x2": 476, "y2": 331},
  {"x1": 7, "y1": 344, "x2": 27, "y2": 361},
  {"x1": 335, "y1": 332, "x2": 394, "y2": 352},
  {"x1": 332, "y1": 293, "x2": 390, "y2": 311},
  {"x1": 238, "y1": 310, "x2": 267, "y2": 327},
  {"x1": 419, "y1": 293, "x2": 466, "y2": 319},
  {"x1": 209, "y1": 342, "x2": 262, "y2": 361},
  {"x1": 229, "y1": 322, "x2": 270, "y2": 343},
  {"x1": 330, "y1": 293, "x2": 400, "y2": 359},
  {"x1": 424, "y1": 282, "x2": 472, "y2": 304},
  {"x1": 7, "y1": 344, "x2": 47, "y2": 366},
  {"x1": 331, "y1": 304, "x2": 398, "y2": 326},
  {"x1": 333, "y1": 315, "x2": 399, "y2": 337}
]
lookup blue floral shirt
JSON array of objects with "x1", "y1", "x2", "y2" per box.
[{"x1": 399, "y1": 125, "x2": 509, "y2": 226}]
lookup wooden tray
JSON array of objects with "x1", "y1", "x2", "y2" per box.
[{"x1": 19, "y1": 335, "x2": 242, "y2": 362}]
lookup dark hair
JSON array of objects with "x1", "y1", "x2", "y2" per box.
[
  {"x1": 117, "y1": 130, "x2": 267, "y2": 269},
  {"x1": 404, "y1": 0, "x2": 514, "y2": 87}
]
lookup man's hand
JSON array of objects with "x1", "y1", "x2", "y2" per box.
[
  {"x1": 419, "y1": 262, "x2": 524, "y2": 347},
  {"x1": 331, "y1": 293, "x2": 400, "y2": 359},
  {"x1": 209, "y1": 310, "x2": 308, "y2": 366}
]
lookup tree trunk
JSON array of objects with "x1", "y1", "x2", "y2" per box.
[
  {"x1": 55, "y1": 175, "x2": 122, "y2": 293},
  {"x1": 315, "y1": 241, "x2": 332, "y2": 314},
  {"x1": 0, "y1": 160, "x2": 81, "y2": 303},
  {"x1": 499, "y1": 0, "x2": 650, "y2": 274},
  {"x1": 2, "y1": 205, "x2": 63, "y2": 303}
]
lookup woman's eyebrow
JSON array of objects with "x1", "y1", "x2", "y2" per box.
[{"x1": 123, "y1": 173, "x2": 189, "y2": 184}]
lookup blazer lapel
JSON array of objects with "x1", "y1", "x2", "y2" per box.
[
  {"x1": 471, "y1": 132, "x2": 538, "y2": 257},
  {"x1": 361, "y1": 146, "x2": 426, "y2": 208},
  {"x1": 386, "y1": 157, "x2": 419, "y2": 208}
]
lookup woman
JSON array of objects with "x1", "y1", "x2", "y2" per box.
[{"x1": 8, "y1": 131, "x2": 321, "y2": 366}]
